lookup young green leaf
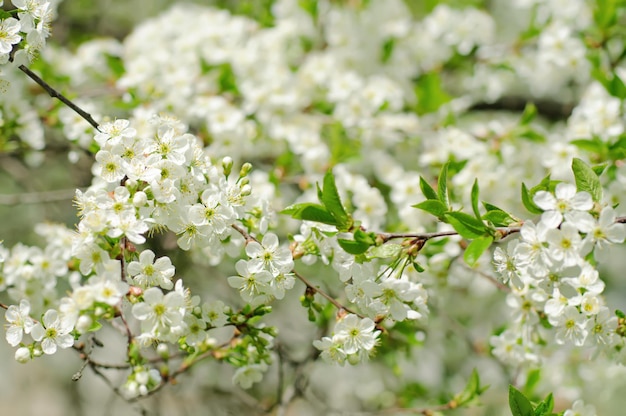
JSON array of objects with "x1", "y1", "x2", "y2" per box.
[
  {"x1": 354, "y1": 228, "x2": 376, "y2": 245},
  {"x1": 482, "y1": 209, "x2": 517, "y2": 227},
  {"x1": 438, "y1": 163, "x2": 450, "y2": 209},
  {"x1": 464, "y1": 235, "x2": 493, "y2": 266},
  {"x1": 455, "y1": 369, "x2": 489, "y2": 406},
  {"x1": 520, "y1": 102, "x2": 537, "y2": 125},
  {"x1": 471, "y1": 179, "x2": 481, "y2": 221},
  {"x1": 533, "y1": 393, "x2": 554, "y2": 416},
  {"x1": 337, "y1": 238, "x2": 371, "y2": 255},
  {"x1": 570, "y1": 138, "x2": 608, "y2": 155},
  {"x1": 509, "y1": 385, "x2": 534, "y2": 416},
  {"x1": 414, "y1": 71, "x2": 452, "y2": 115},
  {"x1": 571, "y1": 158, "x2": 602, "y2": 202},
  {"x1": 444, "y1": 212, "x2": 487, "y2": 239},
  {"x1": 281, "y1": 203, "x2": 338, "y2": 225},
  {"x1": 521, "y1": 183, "x2": 543, "y2": 215},
  {"x1": 412, "y1": 260, "x2": 425, "y2": 273},
  {"x1": 320, "y1": 170, "x2": 350, "y2": 226},
  {"x1": 413, "y1": 199, "x2": 447, "y2": 219},
  {"x1": 419, "y1": 176, "x2": 439, "y2": 200}
]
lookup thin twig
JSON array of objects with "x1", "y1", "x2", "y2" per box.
[
  {"x1": 18, "y1": 64, "x2": 101, "y2": 130},
  {"x1": 231, "y1": 223, "x2": 365, "y2": 318},
  {"x1": 292, "y1": 269, "x2": 359, "y2": 316}
]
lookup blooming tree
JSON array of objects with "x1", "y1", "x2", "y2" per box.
[{"x1": 2, "y1": 0, "x2": 626, "y2": 414}]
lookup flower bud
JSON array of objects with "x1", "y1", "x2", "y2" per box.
[
  {"x1": 222, "y1": 156, "x2": 234, "y2": 176},
  {"x1": 133, "y1": 191, "x2": 148, "y2": 207},
  {"x1": 76, "y1": 315, "x2": 93, "y2": 333},
  {"x1": 15, "y1": 347, "x2": 31, "y2": 363},
  {"x1": 239, "y1": 162, "x2": 252, "y2": 177},
  {"x1": 156, "y1": 343, "x2": 169, "y2": 359}
]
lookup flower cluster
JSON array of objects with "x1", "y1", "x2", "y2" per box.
[
  {"x1": 0, "y1": 0, "x2": 56, "y2": 66},
  {"x1": 491, "y1": 183, "x2": 625, "y2": 364},
  {"x1": 313, "y1": 313, "x2": 381, "y2": 365},
  {"x1": 2, "y1": 0, "x2": 626, "y2": 413}
]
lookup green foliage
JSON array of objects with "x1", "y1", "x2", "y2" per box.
[
  {"x1": 470, "y1": 179, "x2": 481, "y2": 220},
  {"x1": 281, "y1": 202, "x2": 339, "y2": 225},
  {"x1": 464, "y1": 235, "x2": 493, "y2": 266},
  {"x1": 419, "y1": 176, "x2": 439, "y2": 200},
  {"x1": 509, "y1": 385, "x2": 559, "y2": 416},
  {"x1": 414, "y1": 72, "x2": 452, "y2": 115},
  {"x1": 454, "y1": 369, "x2": 489, "y2": 407},
  {"x1": 412, "y1": 199, "x2": 447, "y2": 219},
  {"x1": 482, "y1": 203, "x2": 518, "y2": 227},
  {"x1": 444, "y1": 211, "x2": 488, "y2": 239},
  {"x1": 438, "y1": 162, "x2": 450, "y2": 209},
  {"x1": 322, "y1": 121, "x2": 361, "y2": 164},
  {"x1": 571, "y1": 158, "x2": 603, "y2": 202},
  {"x1": 521, "y1": 175, "x2": 559, "y2": 214},
  {"x1": 298, "y1": 0, "x2": 318, "y2": 20}
]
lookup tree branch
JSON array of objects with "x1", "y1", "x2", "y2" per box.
[{"x1": 18, "y1": 64, "x2": 101, "y2": 130}]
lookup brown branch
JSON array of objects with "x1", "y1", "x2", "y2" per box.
[
  {"x1": 231, "y1": 223, "x2": 366, "y2": 320},
  {"x1": 18, "y1": 64, "x2": 101, "y2": 130},
  {"x1": 292, "y1": 269, "x2": 359, "y2": 316},
  {"x1": 378, "y1": 226, "x2": 523, "y2": 244}
]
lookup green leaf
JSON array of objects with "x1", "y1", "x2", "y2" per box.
[
  {"x1": 438, "y1": 163, "x2": 450, "y2": 209},
  {"x1": 88, "y1": 320, "x2": 103, "y2": 332},
  {"x1": 530, "y1": 174, "x2": 559, "y2": 194},
  {"x1": 521, "y1": 183, "x2": 543, "y2": 215},
  {"x1": 281, "y1": 203, "x2": 338, "y2": 225},
  {"x1": 534, "y1": 393, "x2": 554, "y2": 416},
  {"x1": 464, "y1": 235, "x2": 493, "y2": 266},
  {"x1": 354, "y1": 228, "x2": 376, "y2": 245},
  {"x1": 298, "y1": 0, "x2": 318, "y2": 19},
  {"x1": 509, "y1": 385, "x2": 534, "y2": 416},
  {"x1": 105, "y1": 54, "x2": 125, "y2": 77},
  {"x1": 594, "y1": 0, "x2": 619, "y2": 28},
  {"x1": 524, "y1": 368, "x2": 541, "y2": 394},
  {"x1": 571, "y1": 158, "x2": 602, "y2": 202},
  {"x1": 592, "y1": 164, "x2": 607, "y2": 176},
  {"x1": 412, "y1": 199, "x2": 447, "y2": 218},
  {"x1": 482, "y1": 209, "x2": 517, "y2": 227},
  {"x1": 570, "y1": 137, "x2": 608, "y2": 155},
  {"x1": 419, "y1": 176, "x2": 439, "y2": 200},
  {"x1": 412, "y1": 260, "x2": 425, "y2": 273},
  {"x1": 414, "y1": 71, "x2": 452, "y2": 115},
  {"x1": 520, "y1": 103, "x2": 537, "y2": 125},
  {"x1": 381, "y1": 37, "x2": 396, "y2": 63},
  {"x1": 319, "y1": 170, "x2": 351, "y2": 229},
  {"x1": 456, "y1": 369, "x2": 489, "y2": 406},
  {"x1": 609, "y1": 135, "x2": 626, "y2": 160},
  {"x1": 471, "y1": 179, "x2": 481, "y2": 220},
  {"x1": 444, "y1": 212, "x2": 487, "y2": 239},
  {"x1": 369, "y1": 244, "x2": 402, "y2": 259},
  {"x1": 337, "y1": 238, "x2": 371, "y2": 255},
  {"x1": 609, "y1": 72, "x2": 626, "y2": 99},
  {"x1": 518, "y1": 128, "x2": 546, "y2": 143}
]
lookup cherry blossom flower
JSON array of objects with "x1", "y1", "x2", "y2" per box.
[{"x1": 30, "y1": 309, "x2": 75, "y2": 355}]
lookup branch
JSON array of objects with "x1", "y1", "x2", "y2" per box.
[
  {"x1": 231, "y1": 223, "x2": 365, "y2": 320},
  {"x1": 378, "y1": 227, "x2": 521, "y2": 244},
  {"x1": 17, "y1": 64, "x2": 101, "y2": 130},
  {"x1": 470, "y1": 96, "x2": 575, "y2": 121}
]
